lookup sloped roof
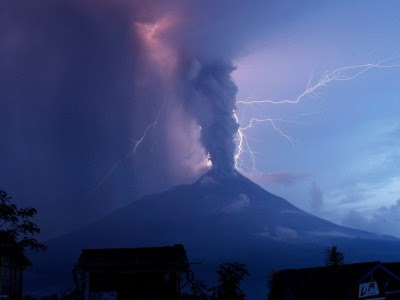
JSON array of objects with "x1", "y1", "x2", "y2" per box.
[
  {"x1": 275, "y1": 261, "x2": 400, "y2": 299},
  {"x1": 77, "y1": 244, "x2": 188, "y2": 272}
]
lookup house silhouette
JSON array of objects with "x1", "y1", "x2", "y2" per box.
[
  {"x1": 269, "y1": 261, "x2": 400, "y2": 300},
  {"x1": 75, "y1": 244, "x2": 191, "y2": 300}
]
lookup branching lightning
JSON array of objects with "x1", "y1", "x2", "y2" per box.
[
  {"x1": 132, "y1": 99, "x2": 165, "y2": 155},
  {"x1": 83, "y1": 57, "x2": 400, "y2": 192},
  {"x1": 83, "y1": 97, "x2": 167, "y2": 200},
  {"x1": 237, "y1": 57, "x2": 400, "y2": 106},
  {"x1": 234, "y1": 113, "x2": 297, "y2": 171},
  {"x1": 234, "y1": 57, "x2": 400, "y2": 171}
]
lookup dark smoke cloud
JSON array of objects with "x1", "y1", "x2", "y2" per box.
[
  {"x1": 180, "y1": 58, "x2": 239, "y2": 172},
  {"x1": 0, "y1": 0, "x2": 179, "y2": 237},
  {"x1": 0, "y1": 0, "x2": 311, "y2": 237}
]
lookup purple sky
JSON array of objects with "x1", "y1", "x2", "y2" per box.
[
  {"x1": 1, "y1": 0, "x2": 400, "y2": 239},
  {"x1": 232, "y1": 1, "x2": 400, "y2": 237}
]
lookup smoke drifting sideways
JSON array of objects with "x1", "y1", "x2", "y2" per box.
[{"x1": 0, "y1": 0, "x2": 304, "y2": 237}]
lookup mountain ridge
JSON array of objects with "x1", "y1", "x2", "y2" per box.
[{"x1": 26, "y1": 170, "x2": 400, "y2": 299}]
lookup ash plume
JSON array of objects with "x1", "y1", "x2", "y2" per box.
[
  {"x1": 0, "y1": 0, "x2": 301, "y2": 236},
  {"x1": 180, "y1": 58, "x2": 239, "y2": 173}
]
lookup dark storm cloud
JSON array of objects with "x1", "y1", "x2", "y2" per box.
[
  {"x1": 0, "y1": 0, "x2": 311, "y2": 237},
  {"x1": 0, "y1": 0, "x2": 173, "y2": 237},
  {"x1": 156, "y1": 0, "x2": 313, "y2": 59}
]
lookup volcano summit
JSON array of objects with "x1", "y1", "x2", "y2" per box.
[{"x1": 27, "y1": 170, "x2": 400, "y2": 298}]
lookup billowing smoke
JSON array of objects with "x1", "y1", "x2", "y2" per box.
[
  {"x1": 1, "y1": 0, "x2": 306, "y2": 237},
  {"x1": 180, "y1": 58, "x2": 239, "y2": 173}
]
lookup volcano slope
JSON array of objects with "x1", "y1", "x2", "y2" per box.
[{"x1": 27, "y1": 170, "x2": 400, "y2": 298}]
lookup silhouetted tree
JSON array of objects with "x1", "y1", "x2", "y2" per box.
[
  {"x1": 0, "y1": 190, "x2": 46, "y2": 252},
  {"x1": 325, "y1": 245, "x2": 344, "y2": 267},
  {"x1": 215, "y1": 262, "x2": 249, "y2": 300},
  {"x1": 324, "y1": 245, "x2": 345, "y2": 299},
  {"x1": 60, "y1": 289, "x2": 81, "y2": 300},
  {"x1": 267, "y1": 270, "x2": 283, "y2": 300},
  {"x1": 188, "y1": 280, "x2": 210, "y2": 300}
]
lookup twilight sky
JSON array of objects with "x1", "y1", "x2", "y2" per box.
[
  {"x1": 1, "y1": 0, "x2": 400, "y2": 239},
  {"x1": 232, "y1": 1, "x2": 400, "y2": 238}
]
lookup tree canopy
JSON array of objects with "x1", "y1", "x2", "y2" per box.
[
  {"x1": 215, "y1": 262, "x2": 249, "y2": 300},
  {"x1": 325, "y1": 245, "x2": 344, "y2": 267},
  {"x1": 0, "y1": 190, "x2": 46, "y2": 252}
]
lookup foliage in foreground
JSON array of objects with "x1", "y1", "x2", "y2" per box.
[
  {"x1": 0, "y1": 189, "x2": 46, "y2": 253},
  {"x1": 183, "y1": 262, "x2": 249, "y2": 300},
  {"x1": 325, "y1": 245, "x2": 344, "y2": 267}
]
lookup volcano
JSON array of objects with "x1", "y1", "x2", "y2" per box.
[{"x1": 27, "y1": 170, "x2": 400, "y2": 299}]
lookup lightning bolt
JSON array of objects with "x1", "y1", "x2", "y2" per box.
[
  {"x1": 234, "y1": 113, "x2": 297, "y2": 171},
  {"x1": 234, "y1": 56, "x2": 400, "y2": 171},
  {"x1": 132, "y1": 98, "x2": 165, "y2": 154},
  {"x1": 83, "y1": 96, "x2": 167, "y2": 200},
  {"x1": 237, "y1": 57, "x2": 400, "y2": 106}
]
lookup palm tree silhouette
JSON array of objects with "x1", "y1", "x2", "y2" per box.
[{"x1": 325, "y1": 245, "x2": 344, "y2": 266}]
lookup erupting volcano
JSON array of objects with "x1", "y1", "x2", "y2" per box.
[
  {"x1": 27, "y1": 168, "x2": 400, "y2": 299},
  {"x1": 4, "y1": 1, "x2": 400, "y2": 299}
]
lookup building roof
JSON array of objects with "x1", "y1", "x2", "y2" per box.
[
  {"x1": 275, "y1": 262, "x2": 400, "y2": 299},
  {"x1": 77, "y1": 244, "x2": 189, "y2": 273}
]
